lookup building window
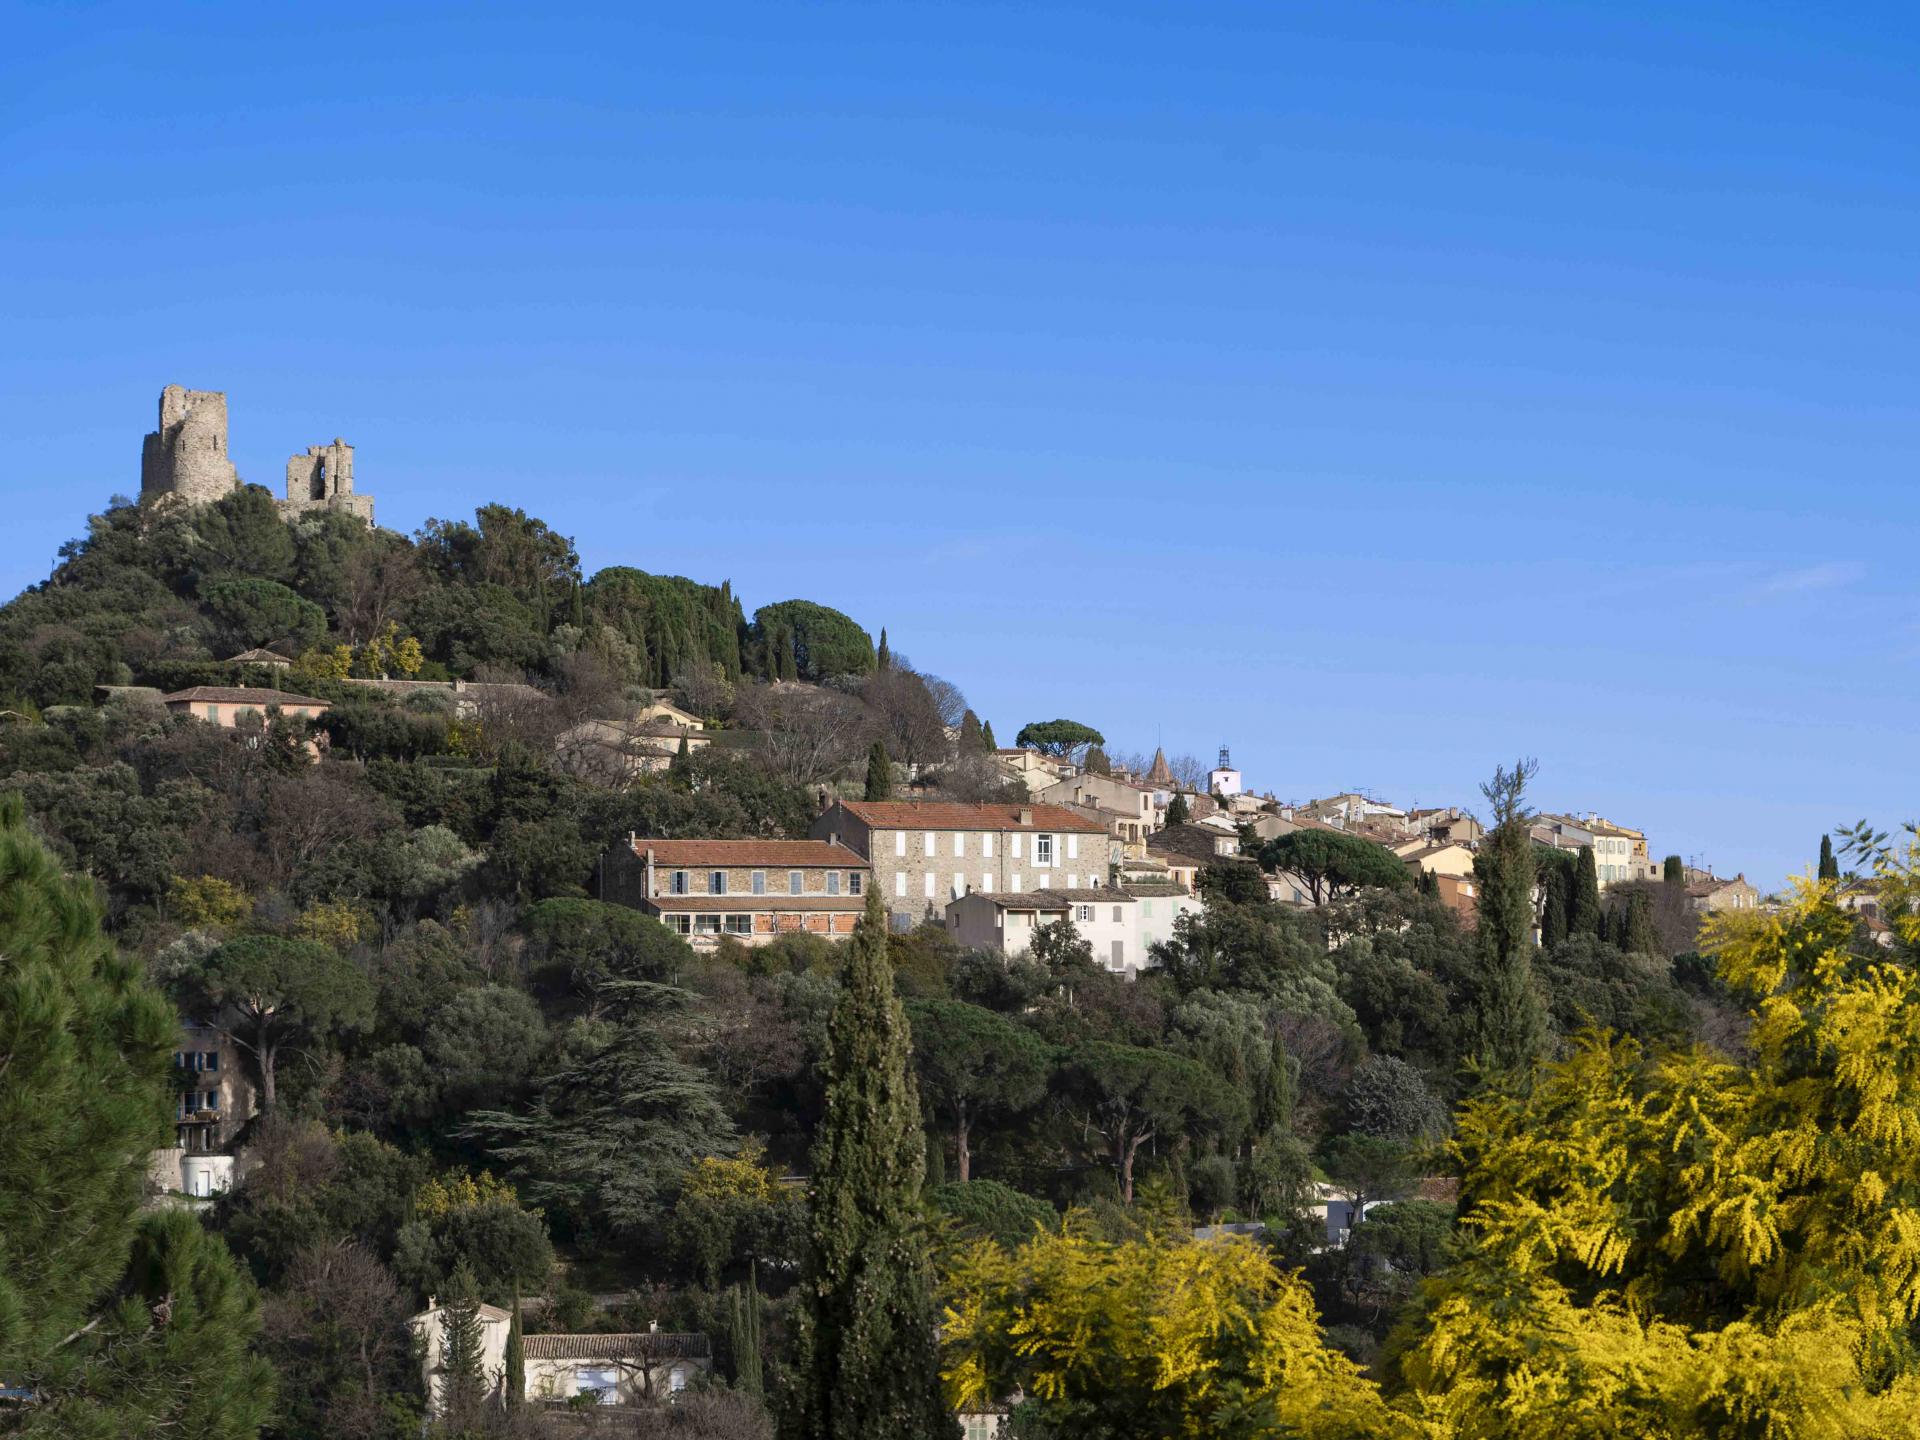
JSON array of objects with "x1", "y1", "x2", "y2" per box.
[
  {"x1": 1112, "y1": 940, "x2": 1125, "y2": 969},
  {"x1": 709, "y1": 871, "x2": 727, "y2": 895},
  {"x1": 982, "y1": 833, "x2": 994, "y2": 858},
  {"x1": 1113, "y1": 906, "x2": 1123, "y2": 922},
  {"x1": 1010, "y1": 873, "x2": 1022, "y2": 892},
  {"x1": 576, "y1": 1367, "x2": 618, "y2": 1404},
  {"x1": 953, "y1": 873, "x2": 965, "y2": 899},
  {"x1": 827, "y1": 871, "x2": 841, "y2": 895},
  {"x1": 894, "y1": 831, "x2": 906, "y2": 857},
  {"x1": 666, "y1": 914, "x2": 692, "y2": 934},
  {"x1": 924, "y1": 873, "x2": 936, "y2": 899},
  {"x1": 924, "y1": 831, "x2": 936, "y2": 855},
  {"x1": 982, "y1": 872, "x2": 991, "y2": 894},
  {"x1": 694, "y1": 914, "x2": 722, "y2": 935},
  {"x1": 206, "y1": 705, "x2": 220, "y2": 723},
  {"x1": 671, "y1": 871, "x2": 689, "y2": 895},
  {"x1": 751, "y1": 871, "x2": 766, "y2": 895},
  {"x1": 895, "y1": 873, "x2": 907, "y2": 897},
  {"x1": 1067, "y1": 834, "x2": 1079, "y2": 860},
  {"x1": 724, "y1": 914, "x2": 752, "y2": 935},
  {"x1": 789, "y1": 870, "x2": 803, "y2": 895},
  {"x1": 1075, "y1": 905, "x2": 1093, "y2": 922},
  {"x1": 1035, "y1": 835, "x2": 1055, "y2": 866},
  {"x1": 849, "y1": 872, "x2": 862, "y2": 895},
  {"x1": 953, "y1": 832, "x2": 965, "y2": 858},
  {"x1": 1011, "y1": 834, "x2": 1022, "y2": 859}
]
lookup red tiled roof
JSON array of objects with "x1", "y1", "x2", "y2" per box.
[
  {"x1": 834, "y1": 801, "x2": 1104, "y2": 833},
  {"x1": 645, "y1": 895, "x2": 864, "y2": 913},
  {"x1": 632, "y1": 839, "x2": 866, "y2": 867},
  {"x1": 520, "y1": 1332, "x2": 710, "y2": 1361},
  {"x1": 161, "y1": 686, "x2": 329, "y2": 707}
]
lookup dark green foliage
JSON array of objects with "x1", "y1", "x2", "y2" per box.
[
  {"x1": 729, "y1": 1274, "x2": 765, "y2": 1399},
  {"x1": 1571, "y1": 845, "x2": 1602, "y2": 937},
  {"x1": 876, "y1": 627, "x2": 891, "y2": 670},
  {"x1": 783, "y1": 892, "x2": 950, "y2": 1440},
  {"x1": 1818, "y1": 834, "x2": 1839, "y2": 882},
  {"x1": 1084, "y1": 744, "x2": 1110, "y2": 775},
  {"x1": 524, "y1": 897, "x2": 691, "y2": 998},
  {"x1": 751, "y1": 600, "x2": 874, "y2": 682},
  {"x1": 1665, "y1": 853, "x2": 1687, "y2": 886},
  {"x1": 1013, "y1": 718, "x2": 1105, "y2": 760},
  {"x1": 1320, "y1": 1132, "x2": 1420, "y2": 1212},
  {"x1": 436, "y1": 1261, "x2": 490, "y2": 1427},
  {"x1": 465, "y1": 980, "x2": 733, "y2": 1237},
  {"x1": 1259, "y1": 828, "x2": 1410, "y2": 904},
  {"x1": 1165, "y1": 791, "x2": 1189, "y2": 826},
  {"x1": 258, "y1": 1239, "x2": 417, "y2": 1440},
  {"x1": 957, "y1": 709, "x2": 987, "y2": 753},
  {"x1": 505, "y1": 1290, "x2": 525, "y2": 1409},
  {"x1": 905, "y1": 999, "x2": 1052, "y2": 1182},
  {"x1": 180, "y1": 934, "x2": 375, "y2": 1108},
  {"x1": 586, "y1": 567, "x2": 744, "y2": 685},
  {"x1": 1343, "y1": 1054, "x2": 1447, "y2": 1142},
  {"x1": 1537, "y1": 847, "x2": 1574, "y2": 950},
  {"x1": 395, "y1": 1199, "x2": 553, "y2": 1305},
  {"x1": 1058, "y1": 1040, "x2": 1250, "y2": 1203},
  {"x1": 0, "y1": 795, "x2": 176, "y2": 1405},
  {"x1": 980, "y1": 719, "x2": 997, "y2": 749},
  {"x1": 201, "y1": 576, "x2": 328, "y2": 654},
  {"x1": 931, "y1": 1180, "x2": 1058, "y2": 1248},
  {"x1": 1535, "y1": 935, "x2": 1693, "y2": 1046},
  {"x1": 1466, "y1": 759, "x2": 1547, "y2": 1073},
  {"x1": 191, "y1": 485, "x2": 297, "y2": 582},
  {"x1": 864, "y1": 740, "x2": 893, "y2": 801},
  {"x1": 1620, "y1": 887, "x2": 1660, "y2": 956},
  {"x1": 36, "y1": 1209, "x2": 277, "y2": 1440}
]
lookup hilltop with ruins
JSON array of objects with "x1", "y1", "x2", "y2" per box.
[{"x1": 138, "y1": 383, "x2": 376, "y2": 526}]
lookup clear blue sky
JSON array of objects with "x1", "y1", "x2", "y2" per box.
[{"x1": 6, "y1": 2, "x2": 1916, "y2": 888}]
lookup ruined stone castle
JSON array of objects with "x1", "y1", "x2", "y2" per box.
[{"x1": 139, "y1": 383, "x2": 377, "y2": 526}]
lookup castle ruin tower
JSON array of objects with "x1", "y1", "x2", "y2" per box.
[
  {"x1": 283, "y1": 437, "x2": 375, "y2": 527},
  {"x1": 140, "y1": 385, "x2": 240, "y2": 505}
]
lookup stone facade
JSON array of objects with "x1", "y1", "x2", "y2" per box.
[
  {"x1": 603, "y1": 838, "x2": 869, "y2": 946},
  {"x1": 283, "y1": 437, "x2": 376, "y2": 525},
  {"x1": 140, "y1": 385, "x2": 240, "y2": 506},
  {"x1": 137, "y1": 384, "x2": 376, "y2": 526},
  {"x1": 811, "y1": 799, "x2": 1110, "y2": 929}
]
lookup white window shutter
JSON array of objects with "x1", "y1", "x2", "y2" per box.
[
  {"x1": 894, "y1": 831, "x2": 906, "y2": 857},
  {"x1": 924, "y1": 872, "x2": 936, "y2": 899},
  {"x1": 1012, "y1": 835, "x2": 1023, "y2": 859},
  {"x1": 895, "y1": 872, "x2": 906, "y2": 897},
  {"x1": 1068, "y1": 835, "x2": 1079, "y2": 860}
]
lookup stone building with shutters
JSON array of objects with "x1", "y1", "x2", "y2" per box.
[
  {"x1": 811, "y1": 799, "x2": 1109, "y2": 930},
  {"x1": 602, "y1": 837, "x2": 870, "y2": 946}
]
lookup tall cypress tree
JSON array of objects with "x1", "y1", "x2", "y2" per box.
[
  {"x1": 437, "y1": 1262, "x2": 488, "y2": 1426},
  {"x1": 1664, "y1": 854, "x2": 1685, "y2": 886},
  {"x1": 1622, "y1": 889, "x2": 1660, "y2": 956},
  {"x1": 504, "y1": 1288, "x2": 525, "y2": 1410},
  {"x1": 1539, "y1": 862, "x2": 1570, "y2": 950},
  {"x1": 958, "y1": 709, "x2": 985, "y2": 753},
  {"x1": 1819, "y1": 834, "x2": 1840, "y2": 882},
  {"x1": 782, "y1": 892, "x2": 951, "y2": 1440},
  {"x1": 864, "y1": 741, "x2": 893, "y2": 801},
  {"x1": 1571, "y1": 845, "x2": 1602, "y2": 937},
  {"x1": 1166, "y1": 792, "x2": 1190, "y2": 827},
  {"x1": 731, "y1": 1267, "x2": 765, "y2": 1400},
  {"x1": 980, "y1": 719, "x2": 997, "y2": 750},
  {"x1": 876, "y1": 627, "x2": 891, "y2": 670},
  {"x1": 1467, "y1": 759, "x2": 1546, "y2": 1074}
]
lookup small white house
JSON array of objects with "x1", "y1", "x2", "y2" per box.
[
  {"x1": 409, "y1": 1300, "x2": 512, "y2": 1416},
  {"x1": 946, "y1": 885, "x2": 1202, "y2": 978},
  {"x1": 408, "y1": 1306, "x2": 711, "y2": 1417}
]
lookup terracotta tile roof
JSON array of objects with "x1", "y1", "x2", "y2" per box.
[
  {"x1": 520, "y1": 1332, "x2": 711, "y2": 1361},
  {"x1": 633, "y1": 839, "x2": 866, "y2": 867},
  {"x1": 161, "y1": 686, "x2": 330, "y2": 707},
  {"x1": 1121, "y1": 883, "x2": 1191, "y2": 898},
  {"x1": 223, "y1": 648, "x2": 292, "y2": 664},
  {"x1": 645, "y1": 895, "x2": 865, "y2": 913},
  {"x1": 966, "y1": 892, "x2": 1072, "y2": 911},
  {"x1": 834, "y1": 801, "x2": 1104, "y2": 833}
]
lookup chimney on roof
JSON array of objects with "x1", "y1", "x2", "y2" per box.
[{"x1": 1018, "y1": 807, "x2": 1034, "y2": 826}]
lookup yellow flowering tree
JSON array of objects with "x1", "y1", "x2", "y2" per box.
[
  {"x1": 355, "y1": 621, "x2": 424, "y2": 680},
  {"x1": 942, "y1": 1212, "x2": 1422, "y2": 1439},
  {"x1": 291, "y1": 644, "x2": 354, "y2": 684},
  {"x1": 169, "y1": 873, "x2": 251, "y2": 930},
  {"x1": 1393, "y1": 876, "x2": 1920, "y2": 1437}
]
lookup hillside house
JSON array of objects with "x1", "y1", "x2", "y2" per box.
[
  {"x1": 160, "y1": 686, "x2": 329, "y2": 727},
  {"x1": 409, "y1": 1307, "x2": 711, "y2": 1415},
  {"x1": 603, "y1": 838, "x2": 869, "y2": 946},
  {"x1": 811, "y1": 800, "x2": 1108, "y2": 929},
  {"x1": 1687, "y1": 872, "x2": 1760, "y2": 914}
]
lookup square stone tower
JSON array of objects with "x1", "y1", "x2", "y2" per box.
[
  {"x1": 282, "y1": 437, "x2": 375, "y2": 526},
  {"x1": 140, "y1": 385, "x2": 240, "y2": 505}
]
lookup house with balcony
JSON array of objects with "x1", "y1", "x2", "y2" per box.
[
  {"x1": 603, "y1": 838, "x2": 870, "y2": 946},
  {"x1": 147, "y1": 1023, "x2": 254, "y2": 1200}
]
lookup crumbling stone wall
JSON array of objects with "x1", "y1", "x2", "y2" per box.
[
  {"x1": 283, "y1": 437, "x2": 375, "y2": 525},
  {"x1": 139, "y1": 385, "x2": 239, "y2": 505}
]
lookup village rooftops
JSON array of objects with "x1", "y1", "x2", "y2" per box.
[
  {"x1": 161, "y1": 685, "x2": 330, "y2": 708},
  {"x1": 830, "y1": 800, "x2": 1105, "y2": 833},
  {"x1": 629, "y1": 839, "x2": 864, "y2": 868},
  {"x1": 966, "y1": 888, "x2": 1128, "y2": 911}
]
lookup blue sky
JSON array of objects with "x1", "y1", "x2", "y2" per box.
[{"x1": 5, "y1": 2, "x2": 1916, "y2": 887}]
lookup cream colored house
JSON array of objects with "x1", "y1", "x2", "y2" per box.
[
  {"x1": 635, "y1": 699, "x2": 706, "y2": 730},
  {"x1": 993, "y1": 748, "x2": 1075, "y2": 795},
  {"x1": 603, "y1": 837, "x2": 869, "y2": 946},
  {"x1": 1395, "y1": 840, "x2": 1477, "y2": 879},
  {"x1": 1036, "y1": 771, "x2": 1159, "y2": 851},
  {"x1": 160, "y1": 685, "x2": 329, "y2": 726},
  {"x1": 409, "y1": 1305, "x2": 710, "y2": 1416},
  {"x1": 556, "y1": 717, "x2": 711, "y2": 781}
]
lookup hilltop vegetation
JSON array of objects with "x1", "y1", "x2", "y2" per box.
[{"x1": 0, "y1": 488, "x2": 1914, "y2": 1438}]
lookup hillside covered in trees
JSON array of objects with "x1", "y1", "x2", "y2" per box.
[{"x1": 1, "y1": 489, "x2": 1916, "y2": 1439}]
